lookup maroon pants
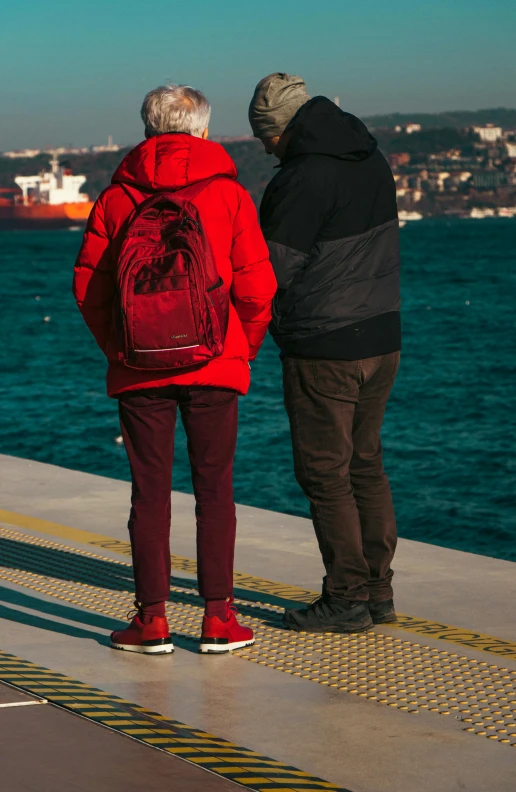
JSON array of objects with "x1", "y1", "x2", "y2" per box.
[{"x1": 118, "y1": 385, "x2": 238, "y2": 604}]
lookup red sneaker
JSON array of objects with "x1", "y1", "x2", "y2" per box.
[
  {"x1": 199, "y1": 599, "x2": 255, "y2": 654},
  {"x1": 110, "y1": 614, "x2": 174, "y2": 655}
]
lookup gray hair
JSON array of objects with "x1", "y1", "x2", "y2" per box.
[{"x1": 141, "y1": 84, "x2": 211, "y2": 138}]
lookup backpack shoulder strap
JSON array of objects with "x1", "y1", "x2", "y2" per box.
[
  {"x1": 116, "y1": 182, "x2": 157, "y2": 217},
  {"x1": 174, "y1": 175, "x2": 233, "y2": 202},
  {"x1": 115, "y1": 176, "x2": 234, "y2": 216},
  {"x1": 117, "y1": 183, "x2": 137, "y2": 207}
]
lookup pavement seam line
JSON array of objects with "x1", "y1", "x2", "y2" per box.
[{"x1": 0, "y1": 652, "x2": 349, "y2": 792}]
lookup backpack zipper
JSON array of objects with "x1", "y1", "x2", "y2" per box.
[
  {"x1": 135, "y1": 344, "x2": 201, "y2": 352},
  {"x1": 207, "y1": 276, "x2": 224, "y2": 293}
]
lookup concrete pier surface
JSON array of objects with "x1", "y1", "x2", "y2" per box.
[{"x1": 0, "y1": 453, "x2": 515, "y2": 792}]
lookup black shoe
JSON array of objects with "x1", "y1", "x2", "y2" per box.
[
  {"x1": 368, "y1": 599, "x2": 397, "y2": 624},
  {"x1": 283, "y1": 597, "x2": 373, "y2": 634}
]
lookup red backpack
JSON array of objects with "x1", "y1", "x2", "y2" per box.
[{"x1": 114, "y1": 177, "x2": 229, "y2": 370}]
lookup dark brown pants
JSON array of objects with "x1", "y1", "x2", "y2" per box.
[
  {"x1": 118, "y1": 386, "x2": 238, "y2": 604},
  {"x1": 283, "y1": 352, "x2": 400, "y2": 602}
]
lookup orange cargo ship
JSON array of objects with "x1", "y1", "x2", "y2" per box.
[{"x1": 0, "y1": 155, "x2": 93, "y2": 229}]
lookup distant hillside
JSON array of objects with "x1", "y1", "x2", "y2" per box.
[
  {"x1": 0, "y1": 130, "x2": 474, "y2": 205},
  {"x1": 364, "y1": 107, "x2": 516, "y2": 129},
  {"x1": 374, "y1": 126, "x2": 475, "y2": 158},
  {"x1": 0, "y1": 141, "x2": 275, "y2": 203},
  {"x1": 0, "y1": 111, "x2": 510, "y2": 207},
  {"x1": 221, "y1": 141, "x2": 275, "y2": 203}
]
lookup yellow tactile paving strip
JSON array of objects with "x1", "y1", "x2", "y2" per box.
[
  {"x1": 0, "y1": 651, "x2": 348, "y2": 792},
  {"x1": 1, "y1": 527, "x2": 516, "y2": 747},
  {"x1": 0, "y1": 509, "x2": 317, "y2": 601},
  {"x1": 1, "y1": 509, "x2": 516, "y2": 660}
]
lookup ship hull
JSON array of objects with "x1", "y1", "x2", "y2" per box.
[{"x1": 0, "y1": 202, "x2": 93, "y2": 230}]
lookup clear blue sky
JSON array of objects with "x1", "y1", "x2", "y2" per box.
[{"x1": 1, "y1": 0, "x2": 514, "y2": 150}]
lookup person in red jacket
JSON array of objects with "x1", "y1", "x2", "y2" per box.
[{"x1": 73, "y1": 84, "x2": 277, "y2": 655}]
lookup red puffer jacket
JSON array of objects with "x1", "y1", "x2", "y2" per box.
[{"x1": 73, "y1": 133, "x2": 277, "y2": 396}]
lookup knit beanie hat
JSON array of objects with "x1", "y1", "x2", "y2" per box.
[{"x1": 249, "y1": 73, "x2": 311, "y2": 139}]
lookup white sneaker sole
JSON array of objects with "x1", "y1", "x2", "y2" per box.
[
  {"x1": 110, "y1": 641, "x2": 174, "y2": 655},
  {"x1": 199, "y1": 638, "x2": 255, "y2": 654}
]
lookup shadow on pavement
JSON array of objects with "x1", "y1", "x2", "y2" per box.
[
  {"x1": 0, "y1": 532, "x2": 292, "y2": 649},
  {"x1": 0, "y1": 536, "x2": 287, "y2": 629}
]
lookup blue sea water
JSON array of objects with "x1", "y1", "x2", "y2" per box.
[{"x1": 1, "y1": 220, "x2": 515, "y2": 561}]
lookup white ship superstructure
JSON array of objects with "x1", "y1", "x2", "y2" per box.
[{"x1": 14, "y1": 155, "x2": 89, "y2": 206}]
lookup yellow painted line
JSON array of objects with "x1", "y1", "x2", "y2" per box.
[
  {"x1": 102, "y1": 720, "x2": 138, "y2": 726},
  {"x1": 4, "y1": 534, "x2": 515, "y2": 745},
  {"x1": 2, "y1": 508, "x2": 516, "y2": 659},
  {"x1": 221, "y1": 760, "x2": 290, "y2": 766},
  {"x1": 165, "y1": 746, "x2": 201, "y2": 754},
  {"x1": 0, "y1": 508, "x2": 311, "y2": 598},
  {"x1": 395, "y1": 616, "x2": 516, "y2": 658},
  {"x1": 186, "y1": 756, "x2": 225, "y2": 764},
  {"x1": 173, "y1": 737, "x2": 228, "y2": 744},
  {"x1": 0, "y1": 509, "x2": 133, "y2": 555},
  {"x1": 143, "y1": 737, "x2": 179, "y2": 745},
  {"x1": 263, "y1": 783, "x2": 337, "y2": 789}
]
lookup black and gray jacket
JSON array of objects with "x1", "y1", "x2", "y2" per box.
[{"x1": 260, "y1": 96, "x2": 401, "y2": 360}]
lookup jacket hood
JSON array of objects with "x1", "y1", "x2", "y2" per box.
[
  {"x1": 284, "y1": 96, "x2": 377, "y2": 162},
  {"x1": 112, "y1": 133, "x2": 238, "y2": 191}
]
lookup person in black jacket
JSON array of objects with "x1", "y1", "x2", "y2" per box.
[{"x1": 249, "y1": 73, "x2": 401, "y2": 633}]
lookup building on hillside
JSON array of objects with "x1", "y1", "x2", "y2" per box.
[
  {"x1": 394, "y1": 123, "x2": 422, "y2": 134},
  {"x1": 472, "y1": 170, "x2": 507, "y2": 189},
  {"x1": 388, "y1": 152, "x2": 411, "y2": 168},
  {"x1": 395, "y1": 187, "x2": 423, "y2": 213},
  {"x1": 506, "y1": 142, "x2": 516, "y2": 159},
  {"x1": 405, "y1": 123, "x2": 422, "y2": 135},
  {"x1": 507, "y1": 164, "x2": 516, "y2": 185},
  {"x1": 394, "y1": 174, "x2": 409, "y2": 189},
  {"x1": 436, "y1": 172, "x2": 451, "y2": 191},
  {"x1": 486, "y1": 146, "x2": 502, "y2": 160},
  {"x1": 443, "y1": 172, "x2": 472, "y2": 190},
  {"x1": 473, "y1": 125, "x2": 503, "y2": 143},
  {"x1": 3, "y1": 149, "x2": 41, "y2": 159},
  {"x1": 43, "y1": 146, "x2": 90, "y2": 155},
  {"x1": 91, "y1": 136, "x2": 120, "y2": 153}
]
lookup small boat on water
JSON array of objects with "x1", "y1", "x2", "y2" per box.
[
  {"x1": 0, "y1": 155, "x2": 93, "y2": 230},
  {"x1": 466, "y1": 207, "x2": 496, "y2": 219},
  {"x1": 398, "y1": 210, "x2": 423, "y2": 222}
]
